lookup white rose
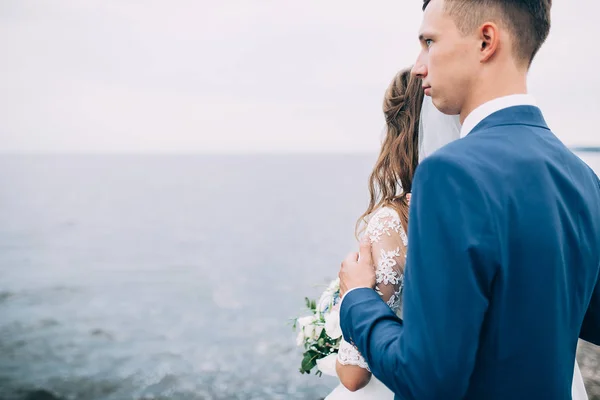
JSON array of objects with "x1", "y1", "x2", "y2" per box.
[
  {"x1": 317, "y1": 292, "x2": 333, "y2": 314},
  {"x1": 317, "y1": 279, "x2": 340, "y2": 314},
  {"x1": 313, "y1": 324, "x2": 324, "y2": 340},
  {"x1": 296, "y1": 329, "x2": 305, "y2": 346},
  {"x1": 297, "y1": 315, "x2": 317, "y2": 340},
  {"x1": 316, "y1": 353, "x2": 338, "y2": 377},
  {"x1": 297, "y1": 315, "x2": 316, "y2": 329},
  {"x1": 305, "y1": 325, "x2": 315, "y2": 340},
  {"x1": 324, "y1": 310, "x2": 342, "y2": 339}
]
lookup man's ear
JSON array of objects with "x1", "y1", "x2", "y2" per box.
[{"x1": 479, "y1": 22, "x2": 499, "y2": 62}]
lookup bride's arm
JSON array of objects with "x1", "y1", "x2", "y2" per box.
[
  {"x1": 336, "y1": 208, "x2": 407, "y2": 391},
  {"x1": 335, "y1": 351, "x2": 371, "y2": 392}
]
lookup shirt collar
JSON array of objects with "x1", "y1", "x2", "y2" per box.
[{"x1": 460, "y1": 94, "x2": 537, "y2": 138}]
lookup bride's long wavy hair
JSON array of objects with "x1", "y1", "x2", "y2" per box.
[{"x1": 356, "y1": 68, "x2": 424, "y2": 237}]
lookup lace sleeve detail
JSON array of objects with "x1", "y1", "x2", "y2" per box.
[
  {"x1": 366, "y1": 207, "x2": 407, "y2": 315},
  {"x1": 337, "y1": 338, "x2": 370, "y2": 371},
  {"x1": 336, "y1": 207, "x2": 408, "y2": 371}
]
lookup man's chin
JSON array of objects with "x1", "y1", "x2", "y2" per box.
[{"x1": 431, "y1": 97, "x2": 459, "y2": 115}]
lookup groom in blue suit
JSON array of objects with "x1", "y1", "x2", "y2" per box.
[{"x1": 338, "y1": 1, "x2": 600, "y2": 399}]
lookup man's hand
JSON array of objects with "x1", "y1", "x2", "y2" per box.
[
  {"x1": 406, "y1": 193, "x2": 411, "y2": 207},
  {"x1": 338, "y1": 236, "x2": 376, "y2": 298}
]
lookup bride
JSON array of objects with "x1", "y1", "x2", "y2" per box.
[{"x1": 324, "y1": 68, "x2": 588, "y2": 400}]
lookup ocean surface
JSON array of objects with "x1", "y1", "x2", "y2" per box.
[{"x1": 0, "y1": 153, "x2": 599, "y2": 400}]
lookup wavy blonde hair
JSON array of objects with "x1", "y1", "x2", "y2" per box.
[{"x1": 356, "y1": 68, "x2": 424, "y2": 237}]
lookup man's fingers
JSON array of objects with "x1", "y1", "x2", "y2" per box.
[
  {"x1": 406, "y1": 193, "x2": 411, "y2": 206},
  {"x1": 358, "y1": 236, "x2": 373, "y2": 266},
  {"x1": 343, "y1": 252, "x2": 359, "y2": 266}
]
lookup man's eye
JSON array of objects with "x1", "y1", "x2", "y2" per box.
[{"x1": 425, "y1": 39, "x2": 433, "y2": 47}]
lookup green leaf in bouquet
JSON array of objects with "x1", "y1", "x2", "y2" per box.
[
  {"x1": 318, "y1": 326, "x2": 327, "y2": 339},
  {"x1": 300, "y1": 350, "x2": 319, "y2": 373}
]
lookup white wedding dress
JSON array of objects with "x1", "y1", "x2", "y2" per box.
[{"x1": 326, "y1": 206, "x2": 589, "y2": 400}]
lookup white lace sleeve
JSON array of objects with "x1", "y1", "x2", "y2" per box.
[
  {"x1": 336, "y1": 206, "x2": 408, "y2": 370},
  {"x1": 368, "y1": 207, "x2": 407, "y2": 315},
  {"x1": 337, "y1": 337, "x2": 370, "y2": 371}
]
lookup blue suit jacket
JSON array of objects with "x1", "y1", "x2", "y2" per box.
[{"x1": 340, "y1": 106, "x2": 600, "y2": 399}]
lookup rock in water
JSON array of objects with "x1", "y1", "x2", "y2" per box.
[{"x1": 577, "y1": 340, "x2": 600, "y2": 399}]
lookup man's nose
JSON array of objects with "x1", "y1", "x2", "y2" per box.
[{"x1": 411, "y1": 57, "x2": 427, "y2": 79}]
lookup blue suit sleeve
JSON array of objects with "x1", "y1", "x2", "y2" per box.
[
  {"x1": 340, "y1": 155, "x2": 497, "y2": 399},
  {"x1": 580, "y1": 174, "x2": 600, "y2": 345}
]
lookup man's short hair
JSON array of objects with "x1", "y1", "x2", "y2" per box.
[{"x1": 422, "y1": 0, "x2": 552, "y2": 66}]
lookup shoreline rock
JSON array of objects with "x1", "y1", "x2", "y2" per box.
[{"x1": 577, "y1": 340, "x2": 600, "y2": 399}]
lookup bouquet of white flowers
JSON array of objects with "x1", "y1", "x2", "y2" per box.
[{"x1": 293, "y1": 277, "x2": 343, "y2": 377}]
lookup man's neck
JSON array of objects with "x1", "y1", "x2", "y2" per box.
[{"x1": 459, "y1": 72, "x2": 528, "y2": 124}]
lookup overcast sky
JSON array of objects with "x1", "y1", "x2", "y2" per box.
[{"x1": 0, "y1": 1, "x2": 598, "y2": 153}]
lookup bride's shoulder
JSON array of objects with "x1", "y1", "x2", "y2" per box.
[
  {"x1": 368, "y1": 206, "x2": 400, "y2": 224},
  {"x1": 365, "y1": 206, "x2": 405, "y2": 244}
]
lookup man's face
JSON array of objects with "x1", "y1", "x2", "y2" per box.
[{"x1": 412, "y1": 0, "x2": 480, "y2": 116}]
